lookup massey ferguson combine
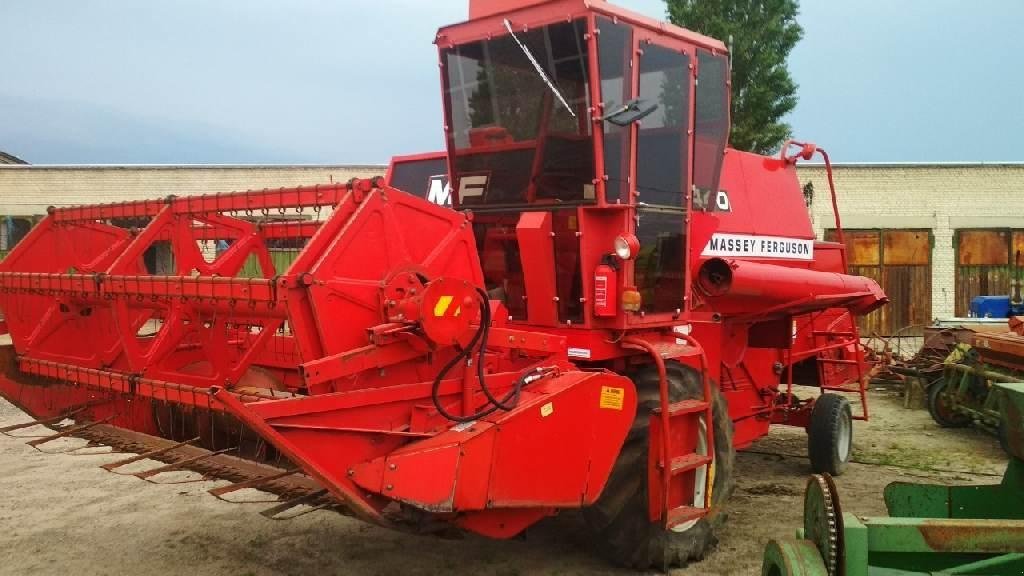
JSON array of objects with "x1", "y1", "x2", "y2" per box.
[{"x1": 0, "y1": 0, "x2": 886, "y2": 569}]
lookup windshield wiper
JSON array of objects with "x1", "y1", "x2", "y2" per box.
[{"x1": 503, "y1": 18, "x2": 576, "y2": 119}]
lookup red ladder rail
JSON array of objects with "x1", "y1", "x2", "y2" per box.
[{"x1": 624, "y1": 335, "x2": 715, "y2": 530}]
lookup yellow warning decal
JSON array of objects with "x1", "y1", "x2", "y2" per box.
[
  {"x1": 599, "y1": 386, "x2": 625, "y2": 410},
  {"x1": 433, "y1": 295, "x2": 454, "y2": 317},
  {"x1": 540, "y1": 402, "x2": 554, "y2": 417}
]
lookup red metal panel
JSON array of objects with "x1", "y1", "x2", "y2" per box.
[
  {"x1": 516, "y1": 212, "x2": 558, "y2": 325},
  {"x1": 375, "y1": 440, "x2": 464, "y2": 511},
  {"x1": 348, "y1": 370, "x2": 634, "y2": 518},
  {"x1": 487, "y1": 371, "x2": 635, "y2": 507},
  {"x1": 469, "y1": 0, "x2": 550, "y2": 19},
  {"x1": 437, "y1": 0, "x2": 591, "y2": 48},
  {"x1": 439, "y1": 0, "x2": 726, "y2": 53},
  {"x1": 305, "y1": 188, "x2": 483, "y2": 356},
  {"x1": 715, "y1": 149, "x2": 815, "y2": 240}
]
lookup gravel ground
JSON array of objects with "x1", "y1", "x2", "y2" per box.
[{"x1": 0, "y1": 387, "x2": 1008, "y2": 576}]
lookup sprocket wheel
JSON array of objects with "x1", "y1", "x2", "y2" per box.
[{"x1": 803, "y1": 473, "x2": 844, "y2": 576}]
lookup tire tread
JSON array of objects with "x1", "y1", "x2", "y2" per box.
[{"x1": 584, "y1": 363, "x2": 735, "y2": 570}]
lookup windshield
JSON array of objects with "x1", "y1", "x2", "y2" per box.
[{"x1": 442, "y1": 19, "x2": 594, "y2": 207}]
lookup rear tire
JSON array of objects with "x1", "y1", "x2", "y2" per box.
[
  {"x1": 583, "y1": 363, "x2": 735, "y2": 570},
  {"x1": 928, "y1": 378, "x2": 971, "y2": 428},
  {"x1": 807, "y1": 394, "x2": 853, "y2": 476}
]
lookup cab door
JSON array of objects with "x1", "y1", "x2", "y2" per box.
[{"x1": 632, "y1": 38, "x2": 693, "y2": 317}]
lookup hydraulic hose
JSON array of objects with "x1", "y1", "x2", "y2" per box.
[{"x1": 430, "y1": 286, "x2": 547, "y2": 422}]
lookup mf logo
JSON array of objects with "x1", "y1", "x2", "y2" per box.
[
  {"x1": 426, "y1": 173, "x2": 489, "y2": 207},
  {"x1": 426, "y1": 175, "x2": 451, "y2": 206}
]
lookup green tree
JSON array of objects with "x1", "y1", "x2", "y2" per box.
[{"x1": 666, "y1": 0, "x2": 804, "y2": 154}]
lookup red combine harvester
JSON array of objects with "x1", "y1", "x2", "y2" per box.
[{"x1": 0, "y1": 0, "x2": 886, "y2": 569}]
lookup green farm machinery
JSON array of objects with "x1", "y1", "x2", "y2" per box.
[
  {"x1": 762, "y1": 381, "x2": 1024, "y2": 575},
  {"x1": 927, "y1": 323, "x2": 1024, "y2": 453}
]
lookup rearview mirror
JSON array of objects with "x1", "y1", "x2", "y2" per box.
[{"x1": 601, "y1": 99, "x2": 659, "y2": 127}]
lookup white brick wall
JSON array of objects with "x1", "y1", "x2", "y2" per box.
[
  {"x1": 2, "y1": 162, "x2": 1020, "y2": 322},
  {"x1": 0, "y1": 165, "x2": 386, "y2": 216},
  {"x1": 797, "y1": 163, "x2": 1024, "y2": 320}
]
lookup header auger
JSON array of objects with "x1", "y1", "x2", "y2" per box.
[{"x1": 0, "y1": 0, "x2": 887, "y2": 570}]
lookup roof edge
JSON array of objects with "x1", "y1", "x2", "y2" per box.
[
  {"x1": 798, "y1": 161, "x2": 1024, "y2": 168},
  {"x1": 0, "y1": 151, "x2": 29, "y2": 165},
  {"x1": 0, "y1": 163, "x2": 387, "y2": 170}
]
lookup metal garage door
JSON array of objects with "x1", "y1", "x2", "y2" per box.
[
  {"x1": 826, "y1": 229, "x2": 932, "y2": 336},
  {"x1": 955, "y1": 229, "x2": 1024, "y2": 316}
]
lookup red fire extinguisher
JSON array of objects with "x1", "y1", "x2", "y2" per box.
[{"x1": 594, "y1": 257, "x2": 618, "y2": 317}]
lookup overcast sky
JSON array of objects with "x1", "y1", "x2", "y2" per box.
[{"x1": 1, "y1": 1, "x2": 1021, "y2": 165}]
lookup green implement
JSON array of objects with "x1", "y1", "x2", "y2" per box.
[{"x1": 763, "y1": 382, "x2": 1024, "y2": 576}]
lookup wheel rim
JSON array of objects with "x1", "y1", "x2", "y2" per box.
[
  {"x1": 836, "y1": 409, "x2": 852, "y2": 463},
  {"x1": 933, "y1": 383, "x2": 964, "y2": 424},
  {"x1": 671, "y1": 416, "x2": 711, "y2": 533}
]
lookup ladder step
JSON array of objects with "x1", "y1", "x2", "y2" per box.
[
  {"x1": 652, "y1": 399, "x2": 708, "y2": 417},
  {"x1": 818, "y1": 358, "x2": 859, "y2": 366},
  {"x1": 665, "y1": 505, "x2": 709, "y2": 529},
  {"x1": 662, "y1": 453, "x2": 713, "y2": 475}
]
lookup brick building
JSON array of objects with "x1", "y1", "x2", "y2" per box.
[
  {"x1": 0, "y1": 161, "x2": 1020, "y2": 333},
  {"x1": 0, "y1": 164, "x2": 385, "y2": 261},
  {"x1": 800, "y1": 162, "x2": 1024, "y2": 332},
  {"x1": 0, "y1": 164, "x2": 384, "y2": 216}
]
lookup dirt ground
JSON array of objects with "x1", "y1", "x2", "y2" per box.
[{"x1": 0, "y1": 385, "x2": 1008, "y2": 576}]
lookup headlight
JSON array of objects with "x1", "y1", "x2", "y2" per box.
[{"x1": 614, "y1": 234, "x2": 639, "y2": 260}]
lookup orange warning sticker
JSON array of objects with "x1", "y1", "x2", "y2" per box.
[{"x1": 599, "y1": 386, "x2": 625, "y2": 410}]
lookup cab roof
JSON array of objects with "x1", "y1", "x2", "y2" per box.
[{"x1": 437, "y1": 0, "x2": 728, "y2": 54}]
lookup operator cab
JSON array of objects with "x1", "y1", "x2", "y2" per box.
[{"x1": 434, "y1": 0, "x2": 730, "y2": 333}]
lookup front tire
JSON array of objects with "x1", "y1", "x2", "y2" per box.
[
  {"x1": 807, "y1": 393, "x2": 853, "y2": 476},
  {"x1": 584, "y1": 363, "x2": 735, "y2": 570}
]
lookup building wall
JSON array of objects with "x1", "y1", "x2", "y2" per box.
[
  {"x1": 798, "y1": 163, "x2": 1024, "y2": 321},
  {"x1": 0, "y1": 165, "x2": 385, "y2": 216}
]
